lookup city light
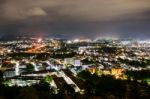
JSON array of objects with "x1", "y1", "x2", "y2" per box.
[
  {"x1": 37, "y1": 38, "x2": 42, "y2": 43},
  {"x1": 73, "y1": 39, "x2": 80, "y2": 43},
  {"x1": 67, "y1": 40, "x2": 72, "y2": 44},
  {"x1": 1, "y1": 38, "x2": 150, "y2": 98},
  {"x1": 0, "y1": 0, "x2": 150, "y2": 98}
]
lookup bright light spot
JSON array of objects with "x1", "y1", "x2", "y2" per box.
[
  {"x1": 37, "y1": 38, "x2": 42, "y2": 43},
  {"x1": 74, "y1": 39, "x2": 79, "y2": 43},
  {"x1": 67, "y1": 40, "x2": 72, "y2": 44}
]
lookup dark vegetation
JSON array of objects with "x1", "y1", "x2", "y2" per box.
[
  {"x1": 98, "y1": 46, "x2": 122, "y2": 54},
  {"x1": 125, "y1": 70, "x2": 150, "y2": 80},
  {"x1": 0, "y1": 70, "x2": 150, "y2": 99},
  {"x1": 8, "y1": 52, "x2": 76, "y2": 60}
]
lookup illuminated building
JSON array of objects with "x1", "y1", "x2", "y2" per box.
[
  {"x1": 64, "y1": 58, "x2": 81, "y2": 66},
  {"x1": 88, "y1": 68, "x2": 96, "y2": 74},
  {"x1": 49, "y1": 39, "x2": 62, "y2": 49},
  {"x1": 111, "y1": 68, "x2": 124, "y2": 78}
]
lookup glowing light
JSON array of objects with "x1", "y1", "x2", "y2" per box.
[
  {"x1": 74, "y1": 39, "x2": 79, "y2": 43},
  {"x1": 37, "y1": 38, "x2": 42, "y2": 43},
  {"x1": 67, "y1": 40, "x2": 72, "y2": 44}
]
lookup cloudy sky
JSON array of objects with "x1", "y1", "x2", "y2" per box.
[{"x1": 0, "y1": 0, "x2": 150, "y2": 39}]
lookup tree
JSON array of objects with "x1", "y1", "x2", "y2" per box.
[
  {"x1": 0, "y1": 70, "x2": 3, "y2": 82},
  {"x1": 26, "y1": 63, "x2": 34, "y2": 72},
  {"x1": 77, "y1": 71, "x2": 126, "y2": 98},
  {"x1": 77, "y1": 70, "x2": 92, "y2": 81},
  {"x1": 59, "y1": 83, "x2": 75, "y2": 95},
  {"x1": 44, "y1": 75, "x2": 52, "y2": 83},
  {"x1": 15, "y1": 87, "x2": 39, "y2": 99}
]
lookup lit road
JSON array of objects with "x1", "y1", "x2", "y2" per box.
[
  {"x1": 46, "y1": 61, "x2": 59, "y2": 70},
  {"x1": 60, "y1": 71, "x2": 80, "y2": 92},
  {"x1": 26, "y1": 44, "x2": 45, "y2": 53},
  {"x1": 31, "y1": 62, "x2": 38, "y2": 71},
  {"x1": 15, "y1": 62, "x2": 19, "y2": 76},
  {"x1": 11, "y1": 61, "x2": 20, "y2": 76}
]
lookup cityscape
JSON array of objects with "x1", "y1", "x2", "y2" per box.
[
  {"x1": 0, "y1": 37, "x2": 150, "y2": 98},
  {"x1": 0, "y1": 0, "x2": 150, "y2": 99}
]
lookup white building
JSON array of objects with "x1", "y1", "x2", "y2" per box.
[{"x1": 64, "y1": 58, "x2": 81, "y2": 66}]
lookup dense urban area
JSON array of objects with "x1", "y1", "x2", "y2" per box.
[{"x1": 0, "y1": 37, "x2": 150, "y2": 99}]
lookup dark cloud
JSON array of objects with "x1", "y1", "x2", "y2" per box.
[{"x1": 0, "y1": 0, "x2": 150, "y2": 39}]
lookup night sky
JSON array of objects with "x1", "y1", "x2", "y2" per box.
[{"x1": 0, "y1": 0, "x2": 150, "y2": 39}]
